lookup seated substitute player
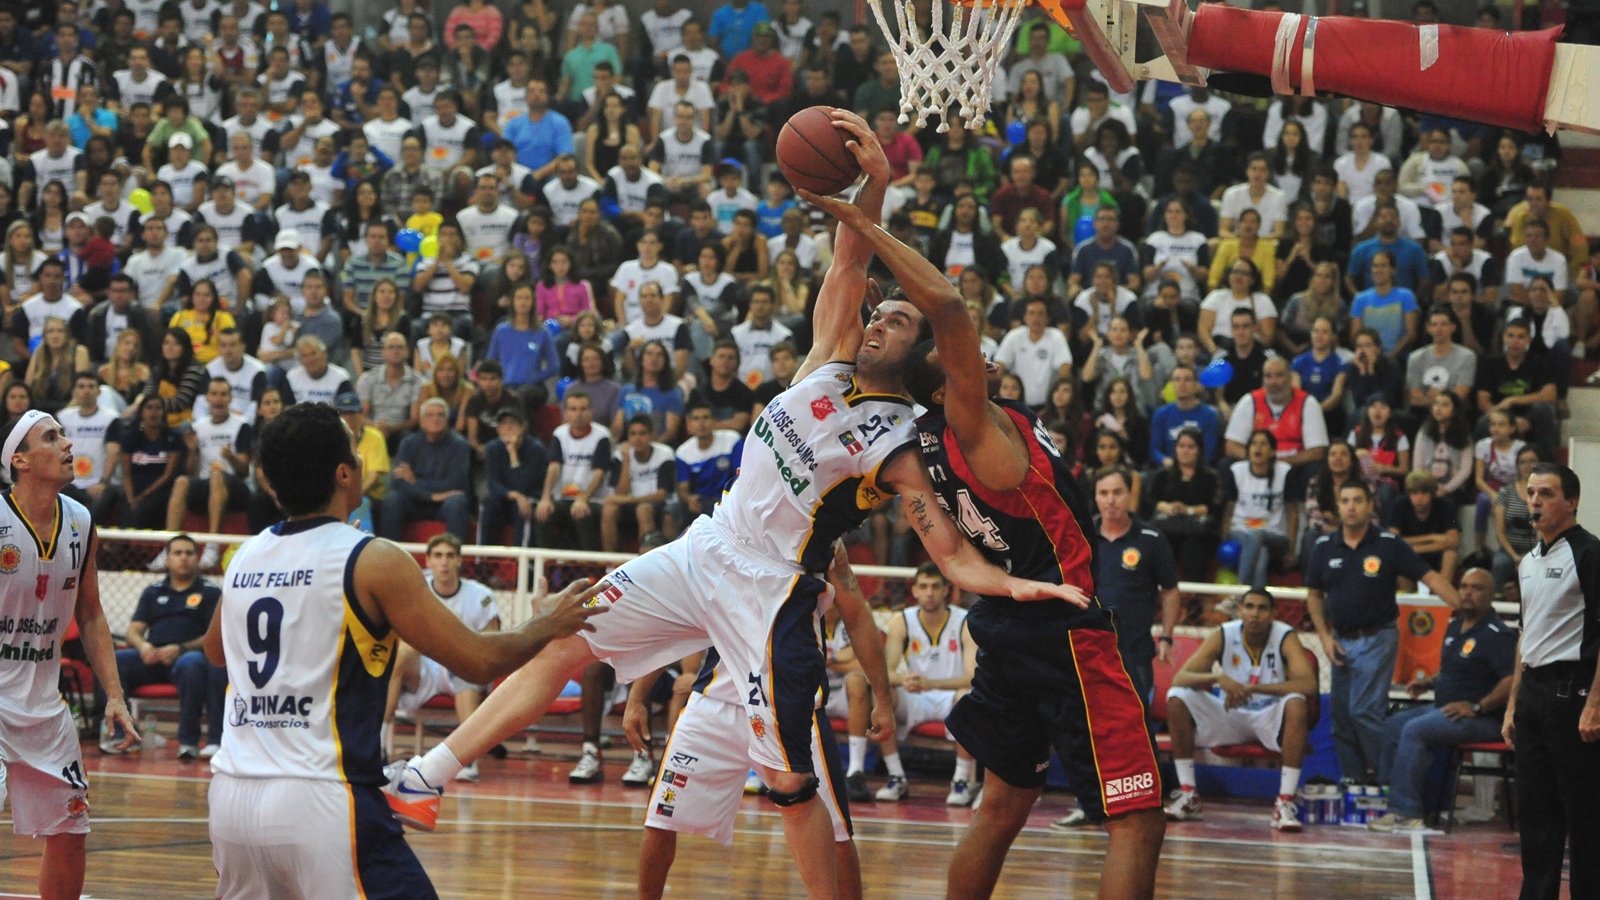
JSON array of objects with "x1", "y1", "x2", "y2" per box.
[
  {"x1": 0, "y1": 410, "x2": 140, "y2": 900},
  {"x1": 800, "y1": 111, "x2": 1167, "y2": 900},
  {"x1": 202, "y1": 404, "x2": 606, "y2": 900},
  {"x1": 869, "y1": 563, "x2": 980, "y2": 807},
  {"x1": 387, "y1": 108, "x2": 1089, "y2": 900},
  {"x1": 383, "y1": 533, "x2": 501, "y2": 782},
  {"x1": 622, "y1": 544, "x2": 894, "y2": 900},
  {"x1": 1164, "y1": 588, "x2": 1318, "y2": 831}
]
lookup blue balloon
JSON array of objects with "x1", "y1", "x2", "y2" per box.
[
  {"x1": 599, "y1": 197, "x2": 621, "y2": 219},
  {"x1": 556, "y1": 377, "x2": 575, "y2": 401},
  {"x1": 1217, "y1": 540, "x2": 1243, "y2": 569},
  {"x1": 545, "y1": 317, "x2": 563, "y2": 336},
  {"x1": 1199, "y1": 358, "x2": 1234, "y2": 389},
  {"x1": 396, "y1": 228, "x2": 423, "y2": 253},
  {"x1": 27, "y1": 335, "x2": 41, "y2": 355},
  {"x1": 1072, "y1": 214, "x2": 1096, "y2": 244},
  {"x1": 1006, "y1": 120, "x2": 1027, "y2": 146}
]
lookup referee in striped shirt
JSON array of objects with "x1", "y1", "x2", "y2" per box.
[{"x1": 1503, "y1": 462, "x2": 1600, "y2": 900}]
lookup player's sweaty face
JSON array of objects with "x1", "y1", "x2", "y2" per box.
[{"x1": 860, "y1": 300, "x2": 922, "y2": 369}]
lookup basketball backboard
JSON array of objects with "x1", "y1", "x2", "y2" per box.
[{"x1": 1038, "y1": 0, "x2": 1207, "y2": 95}]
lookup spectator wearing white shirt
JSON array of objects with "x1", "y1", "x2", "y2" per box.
[
  {"x1": 1198, "y1": 259, "x2": 1279, "y2": 354},
  {"x1": 1352, "y1": 169, "x2": 1426, "y2": 245},
  {"x1": 1335, "y1": 102, "x2": 1405, "y2": 164},
  {"x1": 1219, "y1": 154, "x2": 1288, "y2": 240},
  {"x1": 1074, "y1": 261, "x2": 1141, "y2": 340},
  {"x1": 1333, "y1": 122, "x2": 1393, "y2": 206},
  {"x1": 766, "y1": 208, "x2": 817, "y2": 271},
  {"x1": 1007, "y1": 22, "x2": 1073, "y2": 109},
  {"x1": 647, "y1": 100, "x2": 715, "y2": 202},
  {"x1": 646, "y1": 54, "x2": 715, "y2": 135},
  {"x1": 729, "y1": 285, "x2": 793, "y2": 387},
  {"x1": 1504, "y1": 219, "x2": 1569, "y2": 304},
  {"x1": 640, "y1": 0, "x2": 693, "y2": 67},
  {"x1": 1169, "y1": 87, "x2": 1232, "y2": 148},
  {"x1": 706, "y1": 162, "x2": 758, "y2": 236},
  {"x1": 212, "y1": 131, "x2": 275, "y2": 212},
  {"x1": 455, "y1": 173, "x2": 519, "y2": 295},
  {"x1": 610, "y1": 228, "x2": 681, "y2": 325},
  {"x1": 540, "y1": 153, "x2": 603, "y2": 228},
  {"x1": 123, "y1": 219, "x2": 188, "y2": 316},
  {"x1": 1070, "y1": 80, "x2": 1136, "y2": 152},
  {"x1": 1398, "y1": 128, "x2": 1468, "y2": 209},
  {"x1": 1437, "y1": 176, "x2": 1492, "y2": 245},
  {"x1": 1505, "y1": 276, "x2": 1571, "y2": 359},
  {"x1": 999, "y1": 209, "x2": 1059, "y2": 295},
  {"x1": 994, "y1": 297, "x2": 1074, "y2": 406}
]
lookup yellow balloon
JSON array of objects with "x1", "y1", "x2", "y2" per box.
[
  {"x1": 419, "y1": 236, "x2": 439, "y2": 258},
  {"x1": 128, "y1": 188, "x2": 154, "y2": 215}
]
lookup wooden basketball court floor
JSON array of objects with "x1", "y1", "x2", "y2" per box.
[{"x1": 0, "y1": 748, "x2": 1525, "y2": 899}]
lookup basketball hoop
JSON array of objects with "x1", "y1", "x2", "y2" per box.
[{"x1": 866, "y1": 0, "x2": 1031, "y2": 131}]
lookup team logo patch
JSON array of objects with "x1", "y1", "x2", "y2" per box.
[
  {"x1": 1231, "y1": 654, "x2": 1241, "y2": 668},
  {"x1": 668, "y1": 751, "x2": 699, "y2": 771},
  {"x1": 889, "y1": 414, "x2": 903, "y2": 426},
  {"x1": 948, "y1": 639, "x2": 958, "y2": 652},
  {"x1": 1362, "y1": 556, "x2": 1382, "y2": 576},
  {"x1": 588, "y1": 579, "x2": 626, "y2": 609},
  {"x1": 910, "y1": 640, "x2": 923, "y2": 654},
  {"x1": 65, "y1": 795, "x2": 88, "y2": 819},
  {"x1": 833, "y1": 372, "x2": 852, "y2": 383},
  {"x1": 0, "y1": 544, "x2": 19, "y2": 574},
  {"x1": 748, "y1": 715, "x2": 767, "y2": 739},
  {"x1": 62, "y1": 576, "x2": 75, "y2": 591},
  {"x1": 661, "y1": 788, "x2": 677, "y2": 805},
  {"x1": 839, "y1": 431, "x2": 864, "y2": 456},
  {"x1": 1460, "y1": 637, "x2": 1476, "y2": 657},
  {"x1": 662, "y1": 770, "x2": 689, "y2": 787},
  {"x1": 1121, "y1": 548, "x2": 1141, "y2": 570},
  {"x1": 185, "y1": 593, "x2": 203, "y2": 608},
  {"x1": 655, "y1": 802, "x2": 674, "y2": 817},
  {"x1": 1408, "y1": 610, "x2": 1436, "y2": 637},
  {"x1": 811, "y1": 396, "x2": 837, "y2": 421}
]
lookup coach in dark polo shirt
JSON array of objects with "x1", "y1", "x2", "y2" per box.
[{"x1": 1305, "y1": 479, "x2": 1459, "y2": 784}]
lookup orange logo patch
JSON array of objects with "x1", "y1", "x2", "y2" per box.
[
  {"x1": 1362, "y1": 556, "x2": 1381, "y2": 576},
  {"x1": 748, "y1": 715, "x2": 766, "y2": 739},
  {"x1": 1408, "y1": 610, "x2": 1435, "y2": 637},
  {"x1": 1121, "y1": 548, "x2": 1141, "y2": 569},
  {"x1": 65, "y1": 796, "x2": 88, "y2": 819},
  {"x1": 185, "y1": 593, "x2": 203, "y2": 608},
  {"x1": 0, "y1": 544, "x2": 20, "y2": 574},
  {"x1": 1460, "y1": 637, "x2": 1476, "y2": 657}
]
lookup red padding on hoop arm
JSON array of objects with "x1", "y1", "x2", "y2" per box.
[{"x1": 1187, "y1": 4, "x2": 1560, "y2": 134}]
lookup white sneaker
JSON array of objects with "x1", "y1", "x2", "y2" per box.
[
  {"x1": 146, "y1": 548, "x2": 167, "y2": 572},
  {"x1": 177, "y1": 744, "x2": 199, "y2": 760},
  {"x1": 199, "y1": 744, "x2": 220, "y2": 759},
  {"x1": 946, "y1": 780, "x2": 975, "y2": 807},
  {"x1": 1271, "y1": 795, "x2": 1303, "y2": 832},
  {"x1": 875, "y1": 775, "x2": 909, "y2": 802},
  {"x1": 1165, "y1": 788, "x2": 1204, "y2": 821},
  {"x1": 1050, "y1": 808, "x2": 1092, "y2": 829},
  {"x1": 454, "y1": 761, "x2": 480, "y2": 783},
  {"x1": 199, "y1": 543, "x2": 221, "y2": 569},
  {"x1": 1367, "y1": 812, "x2": 1426, "y2": 834},
  {"x1": 745, "y1": 770, "x2": 764, "y2": 794},
  {"x1": 621, "y1": 751, "x2": 654, "y2": 787},
  {"x1": 382, "y1": 757, "x2": 444, "y2": 831},
  {"x1": 569, "y1": 749, "x2": 602, "y2": 783}
]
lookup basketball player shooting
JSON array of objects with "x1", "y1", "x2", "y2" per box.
[
  {"x1": 0, "y1": 410, "x2": 138, "y2": 900},
  {"x1": 801, "y1": 128, "x2": 1167, "y2": 900},
  {"x1": 200, "y1": 404, "x2": 606, "y2": 900},
  {"x1": 387, "y1": 107, "x2": 1090, "y2": 900}
]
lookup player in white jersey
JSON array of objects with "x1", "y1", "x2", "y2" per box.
[
  {"x1": 202, "y1": 403, "x2": 604, "y2": 900},
  {"x1": 623, "y1": 544, "x2": 892, "y2": 900},
  {"x1": 168, "y1": 378, "x2": 253, "y2": 567},
  {"x1": 382, "y1": 534, "x2": 501, "y2": 781},
  {"x1": 0, "y1": 410, "x2": 138, "y2": 898},
  {"x1": 866, "y1": 563, "x2": 978, "y2": 806},
  {"x1": 389, "y1": 109, "x2": 1089, "y2": 900},
  {"x1": 1164, "y1": 588, "x2": 1317, "y2": 830}
]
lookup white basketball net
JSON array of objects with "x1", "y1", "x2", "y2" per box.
[{"x1": 867, "y1": 0, "x2": 1032, "y2": 132}]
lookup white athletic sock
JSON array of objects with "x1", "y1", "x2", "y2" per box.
[
  {"x1": 582, "y1": 741, "x2": 599, "y2": 756},
  {"x1": 953, "y1": 758, "x2": 974, "y2": 783},
  {"x1": 883, "y1": 752, "x2": 905, "y2": 778},
  {"x1": 847, "y1": 737, "x2": 868, "y2": 776},
  {"x1": 1279, "y1": 767, "x2": 1301, "y2": 798},
  {"x1": 418, "y1": 744, "x2": 463, "y2": 786},
  {"x1": 1175, "y1": 759, "x2": 1196, "y2": 790}
]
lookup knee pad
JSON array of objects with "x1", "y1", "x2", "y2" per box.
[{"x1": 766, "y1": 774, "x2": 819, "y2": 808}]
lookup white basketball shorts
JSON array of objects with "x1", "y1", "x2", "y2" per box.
[
  {"x1": 396, "y1": 657, "x2": 486, "y2": 715},
  {"x1": 0, "y1": 706, "x2": 89, "y2": 837},
  {"x1": 646, "y1": 691, "x2": 851, "y2": 845},
  {"x1": 893, "y1": 687, "x2": 957, "y2": 741},
  {"x1": 1165, "y1": 686, "x2": 1304, "y2": 752}
]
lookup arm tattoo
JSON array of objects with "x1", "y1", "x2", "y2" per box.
[{"x1": 909, "y1": 495, "x2": 934, "y2": 536}]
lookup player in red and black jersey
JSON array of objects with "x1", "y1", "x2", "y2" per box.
[{"x1": 803, "y1": 171, "x2": 1166, "y2": 900}]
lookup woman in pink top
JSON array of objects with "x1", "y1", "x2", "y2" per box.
[
  {"x1": 536, "y1": 247, "x2": 597, "y2": 328},
  {"x1": 445, "y1": 0, "x2": 504, "y2": 51}
]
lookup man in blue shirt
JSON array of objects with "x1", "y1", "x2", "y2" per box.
[
  {"x1": 673, "y1": 401, "x2": 742, "y2": 527},
  {"x1": 1369, "y1": 567, "x2": 1514, "y2": 832},
  {"x1": 1149, "y1": 364, "x2": 1219, "y2": 465},
  {"x1": 1068, "y1": 206, "x2": 1140, "y2": 294},
  {"x1": 1350, "y1": 249, "x2": 1420, "y2": 359},
  {"x1": 503, "y1": 78, "x2": 574, "y2": 179},
  {"x1": 709, "y1": 0, "x2": 770, "y2": 58},
  {"x1": 378, "y1": 397, "x2": 475, "y2": 542},
  {"x1": 1347, "y1": 200, "x2": 1430, "y2": 295}
]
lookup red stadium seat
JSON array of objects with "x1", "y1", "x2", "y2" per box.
[
  {"x1": 128, "y1": 683, "x2": 180, "y2": 721},
  {"x1": 401, "y1": 521, "x2": 451, "y2": 545},
  {"x1": 910, "y1": 721, "x2": 948, "y2": 739},
  {"x1": 180, "y1": 511, "x2": 251, "y2": 536}
]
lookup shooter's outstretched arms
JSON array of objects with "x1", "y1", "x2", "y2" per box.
[
  {"x1": 795, "y1": 109, "x2": 894, "y2": 383},
  {"x1": 802, "y1": 184, "x2": 1029, "y2": 491}
]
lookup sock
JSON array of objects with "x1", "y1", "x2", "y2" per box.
[
  {"x1": 953, "y1": 758, "x2": 974, "y2": 783},
  {"x1": 883, "y1": 752, "x2": 904, "y2": 778},
  {"x1": 418, "y1": 744, "x2": 463, "y2": 786},
  {"x1": 1175, "y1": 759, "x2": 1196, "y2": 790},
  {"x1": 847, "y1": 736, "x2": 868, "y2": 776},
  {"x1": 1279, "y1": 766, "x2": 1301, "y2": 798},
  {"x1": 381, "y1": 722, "x2": 393, "y2": 758},
  {"x1": 582, "y1": 741, "x2": 599, "y2": 756}
]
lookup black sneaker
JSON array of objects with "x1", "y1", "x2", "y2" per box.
[{"x1": 846, "y1": 772, "x2": 873, "y2": 804}]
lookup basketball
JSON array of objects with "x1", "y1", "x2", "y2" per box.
[{"x1": 776, "y1": 107, "x2": 862, "y2": 196}]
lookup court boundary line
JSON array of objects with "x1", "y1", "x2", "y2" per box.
[
  {"x1": 1413, "y1": 833, "x2": 1435, "y2": 900},
  {"x1": 88, "y1": 771, "x2": 1416, "y2": 856}
]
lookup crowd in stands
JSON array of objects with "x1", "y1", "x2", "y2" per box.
[{"x1": 0, "y1": 0, "x2": 1576, "y2": 588}]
